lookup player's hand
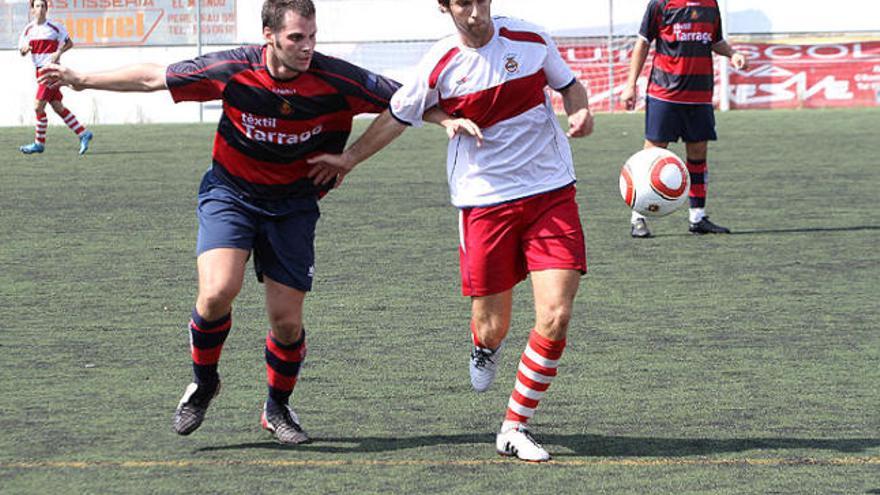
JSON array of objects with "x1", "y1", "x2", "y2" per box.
[
  {"x1": 307, "y1": 153, "x2": 355, "y2": 188},
  {"x1": 442, "y1": 118, "x2": 483, "y2": 146},
  {"x1": 567, "y1": 107, "x2": 593, "y2": 138},
  {"x1": 730, "y1": 51, "x2": 749, "y2": 71},
  {"x1": 620, "y1": 84, "x2": 638, "y2": 111},
  {"x1": 37, "y1": 63, "x2": 82, "y2": 90}
]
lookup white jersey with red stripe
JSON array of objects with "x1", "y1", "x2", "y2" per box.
[
  {"x1": 19, "y1": 20, "x2": 70, "y2": 69},
  {"x1": 390, "y1": 16, "x2": 577, "y2": 208}
]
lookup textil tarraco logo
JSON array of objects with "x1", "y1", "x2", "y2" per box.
[{"x1": 673, "y1": 23, "x2": 712, "y2": 44}]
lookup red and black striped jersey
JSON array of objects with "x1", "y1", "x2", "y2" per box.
[
  {"x1": 166, "y1": 45, "x2": 399, "y2": 199},
  {"x1": 639, "y1": 0, "x2": 723, "y2": 104}
]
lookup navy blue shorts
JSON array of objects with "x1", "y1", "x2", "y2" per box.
[
  {"x1": 645, "y1": 96, "x2": 717, "y2": 143},
  {"x1": 196, "y1": 170, "x2": 320, "y2": 292}
]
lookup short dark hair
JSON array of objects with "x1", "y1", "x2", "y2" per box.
[
  {"x1": 438, "y1": 0, "x2": 450, "y2": 6},
  {"x1": 30, "y1": 0, "x2": 47, "y2": 8},
  {"x1": 262, "y1": 0, "x2": 315, "y2": 32}
]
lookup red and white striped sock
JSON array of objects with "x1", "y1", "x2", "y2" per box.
[
  {"x1": 57, "y1": 108, "x2": 87, "y2": 137},
  {"x1": 503, "y1": 329, "x2": 566, "y2": 429},
  {"x1": 35, "y1": 112, "x2": 47, "y2": 145}
]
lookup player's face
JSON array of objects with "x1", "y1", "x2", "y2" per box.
[
  {"x1": 265, "y1": 10, "x2": 317, "y2": 78},
  {"x1": 445, "y1": 0, "x2": 493, "y2": 46},
  {"x1": 31, "y1": 0, "x2": 48, "y2": 22}
]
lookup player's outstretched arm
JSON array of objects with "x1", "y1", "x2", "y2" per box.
[
  {"x1": 560, "y1": 81, "x2": 593, "y2": 138},
  {"x1": 37, "y1": 63, "x2": 168, "y2": 92},
  {"x1": 307, "y1": 109, "x2": 406, "y2": 187},
  {"x1": 620, "y1": 37, "x2": 650, "y2": 110},
  {"x1": 424, "y1": 106, "x2": 484, "y2": 147}
]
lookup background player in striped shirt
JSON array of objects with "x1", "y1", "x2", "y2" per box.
[
  {"x1": 621, "y1": 0, "x2": 748, "y2": 238},
  {"x1": 308, "y1": 0, "x2": 593, "y2": 462},
  {"x1": 18, "y1": 0, "x2": 93, "y2": 155},
  {"x1": 38, "y1": 0, "x2": 401, "y2": 445}
]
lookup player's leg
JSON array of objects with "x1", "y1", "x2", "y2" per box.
[
  {"x1": 20, "y1": 99, "x2": 47, "y2": 154},
  {"x1": 496, "y1": 268, "x2": 580, "y2": 462},
  {"x1": 173, "y1": 247, "x2": 249, "y2": 435},
  {"x1": 633, "y1": 96, "x2": 682, "y2": 237},
  {"x1": 260, "y1": 278, "x2": 310, "y2": 445},
  {"x1": 469, "y1": 290, "x2": 513, "y2": 392},
  {"x1": 681, "y1": 105, "x2": 728, "y2": 234},
  {"x1": 174, "y1": 173, "x2": 256, "y2": 435},
  {"x1": 458, "y1": 205, "x2": 524, "y2": 392},
  {"x1": 254, "y1": 200, "x2": 319, "y2": 445},
  {"x1": 684, "y1": 140, "x2": 728, "y2": 233},
  {"x1": 630, "y1": 139, "x2": 670, "y2": 237},
  {"x1": 49, "y1": 99, "x2": 92, "y2": 155},
  {"x1": 496, "y1": 185, "x2": 586, "y2": 462}
]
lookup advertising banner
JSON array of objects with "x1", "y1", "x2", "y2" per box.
[
  {"x1": 1, "y1": 0, "x2": 236, "y2": 47},
  {"x1": 729, "y1": 41, "x2": 880, "y2": 109},
  {"x1": 555, "y1": 39, "x2": 880, "y2": 112}
]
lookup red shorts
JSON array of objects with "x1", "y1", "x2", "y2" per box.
[
  {"x1": 35, "y1": 68, "x2": 62, "y2": 102},
  {"x1": 458, "y1": 184, "x2": 587, "y2": 297}
]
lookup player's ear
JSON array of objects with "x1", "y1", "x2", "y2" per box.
[
  {"x1": 438, "y1": 1, "x2": 449, "y2": 13},
  {"x1": 262, "y1": 26, "x2": 274, "y2": 44}
]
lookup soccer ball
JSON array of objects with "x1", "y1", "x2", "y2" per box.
[{"x1": 619, "y1": 147, "x2": 690, "y2": 217}]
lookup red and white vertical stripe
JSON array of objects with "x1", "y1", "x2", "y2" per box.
[
  {"x1": 58, "y1": 108, "x2": 86, "y2": 137},
  {"x1": 505, "y1": 330, "x2": 566, "y2": 423},
  {"x1": 35, "y1": 112, "x2": 47, "y2": 144}
]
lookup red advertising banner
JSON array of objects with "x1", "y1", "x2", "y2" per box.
[
  {"x1": 730, "y1": 41, "x2": 880, "y2": 109},
  {"x1": 555, "y1": 39, "x2": 880, "y2": 112}
]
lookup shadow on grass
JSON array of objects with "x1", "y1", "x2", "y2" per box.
[
  {"x1": 81, "y1": 149, "x2": 171, "y2": 155},
  {"x1": 197, "y1": 433, "x2": 880, "y2": 457},
  {"x1": 653, "y1": 225, "x2": 880, "y2": 238}
]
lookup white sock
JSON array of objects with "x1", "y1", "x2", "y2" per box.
[
  {"x1": 631, "y1": 210, "x2": 646, "y2": 223},
  {"x1": 501, "y1": 420, "x2": 524, "y2": 433},
  {"x1": 689, "y1": 208, "x2": 706, "y2": 223}
]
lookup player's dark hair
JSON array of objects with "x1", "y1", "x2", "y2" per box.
[
  {"x1": 262, "y1": 0, "x2": 315, "y2": 32},
  {"x1": 438, "y1": 0, "x2": 450, "y2": 6},
  {"x1": 29, "y1": 0, "x2": 46, "y2": 8}
]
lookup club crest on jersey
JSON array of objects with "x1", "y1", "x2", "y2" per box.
[
  {"x1": 690, "y1": 9, "x2": 700, "y2": 20},
  {"x1": 280, "y1": 101, "x2": 294, "y2": 115},
  {"x1": 504, "y1": 54, "x2": 519, "y2": 74}
]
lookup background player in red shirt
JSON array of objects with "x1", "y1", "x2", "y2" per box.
[
  {"x1": 308, "y1": 0, "x2": 593, "y2": 462},
  {"x1": 38, "y1": 0, "x2": 401, "y2": 445},
  {"x1": 18, "y1": 0, "x2": 93, "y2": 155},
  {"x1": 621, "y1": 0, "x2": 748, "y2": 238}
]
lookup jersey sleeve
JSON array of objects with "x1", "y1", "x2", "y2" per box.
[
  {"x1": 638, "y1": 0, "x2": 662, "y2": 42},
  {"x1": 388, "y1": 48, "x2": 444, "y2": 127},
  {"x1": 55, "y1": 22, "x2": 70, "y2": 43},
  {"x1": 713, "y1": 5, "x2": 725, "y2": 44},
  {"x1": 321, "y1": 56, "x2": 401, "y2": 115},
  {"x1": 542, "y1": 32, "x2": 576, "y2": 91},
  {"x1": 166, "y1": 47, "x2": 251, "y2": 103}
]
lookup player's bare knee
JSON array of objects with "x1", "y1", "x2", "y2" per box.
[
  {"x1": 536, "y1": 305, "x2": 571, "y2": 337},
  {"x1": 197, "y1": 288, "x2": 238, "y2": 318},
  {"x1": 270, "y1": 319, "x2": 303, "y2": 344}
]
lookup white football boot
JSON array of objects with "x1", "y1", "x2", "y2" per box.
[
  {"x1": 496, "y1": 424, "x2": 551, "y2": 462},
  {"x1": 469, "y1": 340, "x2": 504, "y2": 392}
]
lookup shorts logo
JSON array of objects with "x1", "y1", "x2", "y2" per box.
[
  {"x1": 307, "y1": 265, "x2": 315, "y2": 278},
  {"x1": 504, "y1": 54, "x2": 519, "y2": 74}
]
